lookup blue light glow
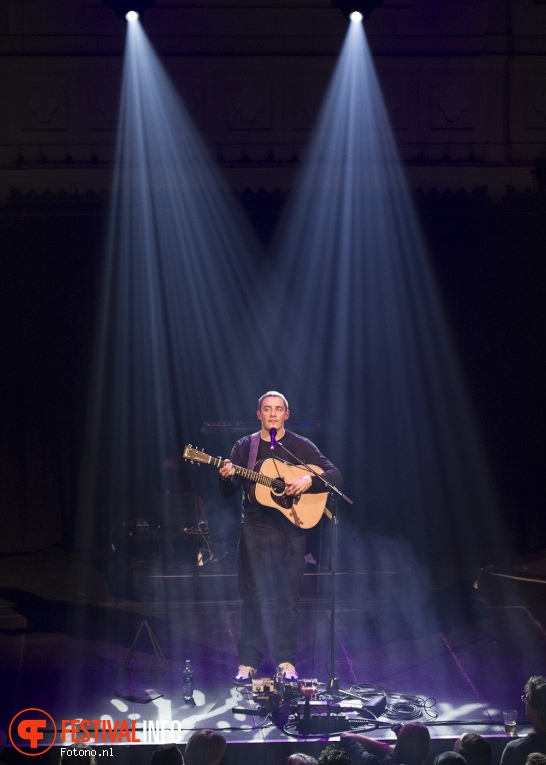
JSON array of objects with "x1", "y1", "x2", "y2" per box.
[
  {"x1": 78, "y1": 17, "x2": 266, "y2": 553},
  {"x1": 75, "y1": 12, "x2": 510, "y2": 677},
  {"x1": 267, "y1": 21, "x2": 505, "y2": 563}
]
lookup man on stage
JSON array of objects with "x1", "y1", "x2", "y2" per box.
[{"x1": 219, "y1": 390, "x2": 343, "y2": 683}]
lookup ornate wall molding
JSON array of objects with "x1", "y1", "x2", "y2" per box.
[{"x1": 0, "y1": 1, "x2": 544, "y2": 198}]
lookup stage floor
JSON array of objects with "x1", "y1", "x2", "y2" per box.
[{"x1": 0, "y1": 545, "x2": 544, "y2": 764}]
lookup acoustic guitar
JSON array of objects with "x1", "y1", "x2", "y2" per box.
[{"x1": 183, "y1": 445, "x2": 328, "y2": 528}]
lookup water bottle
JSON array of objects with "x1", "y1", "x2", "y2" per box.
[
  {"x1": 274, "y1": 666, "x2": 284, "y2": 697},
  {"x1": 182, "y1": 659, "x2": 194, "y2": 701}
]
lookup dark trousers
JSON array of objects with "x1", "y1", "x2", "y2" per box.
[{"x1": 237, "y1": 522, "x2": 305, "y2": 669}]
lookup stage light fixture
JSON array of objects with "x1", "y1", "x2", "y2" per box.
[
  {"x1": 350, "y1": 11, "x2": 364, "y2": 22},
  {"x1": 331, "y1": 0, "x2": 383, "y2": 20},
  {"x1": 102, "y1": 0, "x2": 155, "y2": 20}
]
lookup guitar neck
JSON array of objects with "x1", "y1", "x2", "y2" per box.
[{"x1": 210, "y1": 455, "x2": 274, "y2": 488}]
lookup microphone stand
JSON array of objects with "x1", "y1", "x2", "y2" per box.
[
  {"x1": 272, "y1": 439, "x2": 353, "y2": 696},
  {"x1": 272, "y1": 438, "x2": 352, "y2": 507}
]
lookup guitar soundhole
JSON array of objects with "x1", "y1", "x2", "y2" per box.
[{"x1": 271, "y1": 478, "x2": 285, "y2": 495}]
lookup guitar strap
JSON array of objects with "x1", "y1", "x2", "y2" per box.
[{"x1": 247, "y1": 431, "x2": 261, "y2": 470}]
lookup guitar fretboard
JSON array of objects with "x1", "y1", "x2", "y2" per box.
[{"x1": 209, "y1": 455, "x2": 275, "y2": 487}]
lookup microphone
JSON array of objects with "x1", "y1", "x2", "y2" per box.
[{"x1": 270, "y1": 427, "x2": 277, "y2": 451}]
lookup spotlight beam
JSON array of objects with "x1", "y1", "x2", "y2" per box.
[
  {"x1": 265, "y1": 19, "x2": 504, "y2": 560},
  {"x1": 78, "y1": 16, "x2": 267, "y2": 547}
]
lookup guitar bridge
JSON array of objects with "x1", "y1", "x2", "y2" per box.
[{"x1": 271, "y1": 492, "x2": 293, "y2": 509}]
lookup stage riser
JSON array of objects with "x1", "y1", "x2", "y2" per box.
[
  {"x1": 476, "y1": 576, "x2": 545, "y2": 607},
  {"x1": 476, "y1": 551, "x2": 546, "y2": 607},
  {"x1": 125, "y1": 569, "x2": 403, "y2": 603}
]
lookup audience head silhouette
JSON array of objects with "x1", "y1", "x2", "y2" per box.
[
  {"x1": 454, "y1": 733, "x2": 492, "y2": 765},
  {"x1": 525, "y1": 676, "x2": 546, "y2": 732},
  {"x1": 394, "y1": 723, "x2": 431, "y2": 765},
  {"x1": 151, "y1": 744, "x2": 184, "y2": 765},
  {"x1": 318, "y1": 746, "x2": 353, "y2": 765},
  {"x1": 184, "y1": 730, "x2": 226, "y2": 765}
]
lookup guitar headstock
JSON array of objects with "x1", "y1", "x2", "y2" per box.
[{"x1": 183, "y1": 445, "x2": 210, "y2": 464}]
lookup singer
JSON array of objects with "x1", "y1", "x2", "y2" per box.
[{"x1": 218, "y1": 390, "x2": 342, "y2": 683}]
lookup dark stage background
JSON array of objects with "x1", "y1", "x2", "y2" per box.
[{"x1": 1, "y1": 189, "x2": 545, "y2": 557}]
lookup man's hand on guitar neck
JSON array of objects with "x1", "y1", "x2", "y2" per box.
[{"x1": 219, "y1": 459, "x2": 236, "y2": 480}]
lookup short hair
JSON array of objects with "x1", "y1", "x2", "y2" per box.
[
  {"x1": 526, "y1": 754, "x2": 546, "y2": 765},
  {"x1": 526, "y1": 676, "x2": 546, "y2": 728},
  {"x1": 258, "y1": 391, "x2": 289, "y2": 410},
  {"x1": 151, "y1": 744, "x2": 184, "y2": 765},
  {"x1": 454, "y1": 733, "x2": 492, "y2": 765},
  {"x1": 317, "y1": 746, "x2": 352, "y2": 765},
  {"x1": 184, "y1": 730, "x2": 226, "y2": 765},
  {"x1": 287, "y1": 755, "x2": 318, "y2": 765},
  {"x1": 394, "y1": 723, "x2": 431, "y2": 765},
  {"x1": 433, "y1": 753, "x2": 467, "y2": 765}
]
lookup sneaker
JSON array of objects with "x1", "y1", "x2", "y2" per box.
[
  {"x1": 234, "y1": 664, "x2": 257, "y2": 683},
  {"x1": 278, "y1": 662, "x2": 298, "y2": 681}
]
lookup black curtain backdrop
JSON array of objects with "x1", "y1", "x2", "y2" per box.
[
  {"x1": 1, "y1": 189, "x2": 545, "y2": 554},
  {"x1": 1, "y1": 199, "x2": 105, "y2": 554}
]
